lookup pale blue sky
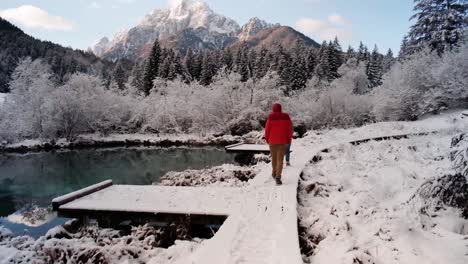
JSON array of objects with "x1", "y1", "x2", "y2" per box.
[{"x1": 0, "y1": 0, "x2": 414, "y2": 53}]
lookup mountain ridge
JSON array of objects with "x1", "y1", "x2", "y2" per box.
[{"x1": 92, "y1": 0, "x2": 319, "y2": 61}]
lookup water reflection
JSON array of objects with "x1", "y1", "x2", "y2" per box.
[{"x1": 0, "y1": 147, "x2": 236, "y2": 236}]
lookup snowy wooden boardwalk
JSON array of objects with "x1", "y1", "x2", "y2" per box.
[{"x1": 53, "y1": 129, "x2": 440, "y2": 264}]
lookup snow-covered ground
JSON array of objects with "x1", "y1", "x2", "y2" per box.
[
  {"x1": 0, "y1": 110, "x2": 467, "y2": 263},
  {"x1": 0, "y1": 93, "x2": 6, "y2": 106},
  {"x1": 299, "y1": 134, "x2": 468, "y2": 263}
]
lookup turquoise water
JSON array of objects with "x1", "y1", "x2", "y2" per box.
[{"x1": 0, "y1": 147, "x2": 236, "y2": 237}]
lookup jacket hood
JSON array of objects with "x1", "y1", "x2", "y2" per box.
[{"x1": 272, "y1": 103, "x2": 282, "y2": 113}]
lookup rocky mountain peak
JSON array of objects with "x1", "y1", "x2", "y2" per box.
[{"x1": 239, "y1": 17, "x2": 275, "y2": 41}]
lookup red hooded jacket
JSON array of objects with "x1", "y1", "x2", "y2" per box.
[{"x1": 264, "y1": 103, "x2": 293, "y2": 144}]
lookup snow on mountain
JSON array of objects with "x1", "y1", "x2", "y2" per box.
[
  {"x1": 91, "y1": 37, "x2": 111, "y2": 57},
  {"x1": 238, "y1": 17, "x2": 275, "y2": 41},
  {"x1": 93, "y1": 0, "x2": 240, "y2": 60}
]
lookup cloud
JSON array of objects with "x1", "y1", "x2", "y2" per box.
[
  {"x1": 327, "y1": 13, "x2": 349, "y2": 26},
  {"x1": 0, "y1": 5, "x2": 73, "y2": 31},
  {"x1": 295, "y1": 14, "x2": 352, "y2": 41},
  {"x1": 90, "y1": 1, "x2": 101, "y2": 9}
]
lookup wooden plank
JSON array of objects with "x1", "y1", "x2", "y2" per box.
[
  {"x1": 52, "y1": 180, "x2": 113, "y2": 211},
  {"x1": 225, "y1": 144, "x2": 270, "y2": 153},
  {"x1": 57, "y1": 185, "x2": 245, "y2": 216},
  {"x1": 224, "y1": 142, "x2": 243, "y2": 150}
]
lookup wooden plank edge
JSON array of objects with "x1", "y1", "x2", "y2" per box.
[
  {"x1": 52, "y1": 180, "x2": 113, "y2": 211},
  {"x1": 224, "y1": 142, "x2": 244, "y2": 150}
]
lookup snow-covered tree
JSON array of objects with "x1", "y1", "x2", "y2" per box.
[
  {"x1": 200, "y1": 52, "x2": 214, "y2": 85},
  {"x1": 373, "y1": 43, "x2": 468, "y2": 121},
  {"x1": 6, "y1": 58, "x2": 55, "y2": 138},
  {"x1": 305, "y1": 48, "x2": 318, "y2": 78},
  {"x1": 184, "y1": 48, "x2": 196, "y2": 81},
  {"x1": 408, "y1": 0, "x2": 468, "y2": 55},
  {"x1": 382, "y1": 48, "x2": 395, "y2": 73},
  {"x1": 328, "y1": 37, "x2": 344, "y2": 79},
  {"x1": 112, "y1": 61, "x2": 126, "y2": 90},
  {"x1": 143, "y1": 39, "x2": 162, "y2": 95},
  {"x1": 315, "y1": 41, "x2": 332, "y2": 82},
  {"x1": 367, "y1": 45, "x2": 384, "y2": 89},
  {"x1": 345, "y1": 45, "x2": 356, "y2": 62},
  {"x1": 335, "y1": 58, "x2": 369, "y2": 94},
  {"x1": 130, "y1": 61, "x2": 145, "y2": 91},
  {"x1": 357, "y1": 42, "x2": 370, "y2": 63},
  {"x1": 255, "y1": 46, "x2": 269, "y2": 80}
]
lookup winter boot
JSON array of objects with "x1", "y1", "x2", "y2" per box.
[{"x1": 275, "y1": 177, "x2": 282, "y2": 185}]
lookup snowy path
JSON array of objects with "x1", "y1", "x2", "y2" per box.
[{"x1": 176, "y1": 111, "x2": 467, "y2": 264}]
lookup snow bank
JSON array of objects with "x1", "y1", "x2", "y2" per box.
[
  {"x1": 7, "y1": 205, "x2": 55, "y2": 227},
  {"x1": 298, "y1": 132, "x2": 468, "y2": 264},
  {"x1": 0, "y1": 93, "x2": 6, "y2": 105},
  {"x1": 1, "y1": 132, "x2": 242, "y2": 153},
  {"x1": 158, "y1": 164, "x2": 258, "y2": 187},
  {"x1": 0, "y1": 222, "x2": 202, "y2": 263}
]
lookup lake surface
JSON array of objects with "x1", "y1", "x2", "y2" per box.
[{"x1": 0, "y1": 147, "x2": 236, "y2": 237}]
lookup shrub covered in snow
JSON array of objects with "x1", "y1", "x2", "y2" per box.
[
  {"x1": 373, "y1": 44, "x2": 468, "y2": 121},
  {"x1": 158, "y1": 164, "x2": 257, "y2": 187},
  {"x1": 413, "y1": 133, "x2": 468, "y2": 218},
  {"x1": 0, "y1": 220, "x2": 201, "y2": 263},
  {"x1": 450, "y1": 133, "x2": 468, "y2": 180}
]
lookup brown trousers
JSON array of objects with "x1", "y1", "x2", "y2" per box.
[{"x1": 269, "y1": 144, "x2": 287, "y2": 178}]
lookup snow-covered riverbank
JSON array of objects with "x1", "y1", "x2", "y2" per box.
[{"x1": 0, "y1": 131, "x2": 266, "y2": 153}]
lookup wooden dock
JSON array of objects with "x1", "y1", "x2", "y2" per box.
[
  {"x1": 225, "y1": 143, "x2": 292, "y2": 154},
  {"x1": 53, "y1": 182, "x2": 250, "y2": 227}
]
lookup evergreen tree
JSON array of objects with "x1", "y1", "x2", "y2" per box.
[
  {"x1": 277, "y1": 45, "x2": 294, "y2": 88},
  {"x1": 305, "y1": 48, "x2": 317, "y2": 78},
  {"x1": 168, "y1": 54, "x2": 183, "y2": 81},
  {"x1": 112, "y1": 61, "x2": 126, "y2": 90},
  {"x1": 223, "y1": 48, "x2": 234, "y2": 71},
  {"x1": 255, "y1": 46, "x2": 269, "y2": 80},
  {"x1": 366, "y1": 45, "x2": 383, "y2": 89},
  {"x1": 315, "y1": 41, "x2": 332, "y2": 82},
  {"x1": 130, "y1": 61, "x2": 145, "y2": 91},
  {"x1": 328, "y1": 37, "x2": 344, "y2": 80},
  {"x1": 200, "y1": 52, "x2": 214, "y2": 85},
  {"x1": 357, "y1": 41, "x2": 370, "y2": 63},
  {"x1": 399, "y1": 35, "x2": 411, "y2": 58},
  {"x1": 184, "y1": 48, "x2": 196, "y2": 81},
  {"x1": 247, "y1": 49, "x2": 258, "y2": 81},
  {"x1": 237, "y1": 44, "x2": 250, "y2": 82},
  {"x1": 382, "y1": 48, "x2": 395, "y2": 73},
  {"x1": 158, "y1": 55, "x2": 172, "y2": 79},
  {"x1": 288, "y1": 57, "x2": 308, "y2": 94},
  {"x1": 276, "y1": 45, "x2": 290, "y2": 76},
  {"x1": 281, "y1": 41, "x2": 308, "y2": 94},
  {"x1": 408, "y1": 0, "x2": 467, "y2": 55},
  {"x1": 142, "y1": 39, "x2": 162, "y2": 95},
  {"x1": 192, "y1": 52, "x2": 203, "y2": 81},
  {"x1": 345, "y1": 45, "x2": 356, "y2": 62}
]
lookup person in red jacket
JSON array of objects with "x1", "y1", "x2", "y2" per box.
[{"x1": 264, "y1": 103, "x2": 293, "y2": 185}]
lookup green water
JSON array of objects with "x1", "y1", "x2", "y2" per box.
[{"x1": 0, "y1": 147, "x2": 236, "y2": 237}]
